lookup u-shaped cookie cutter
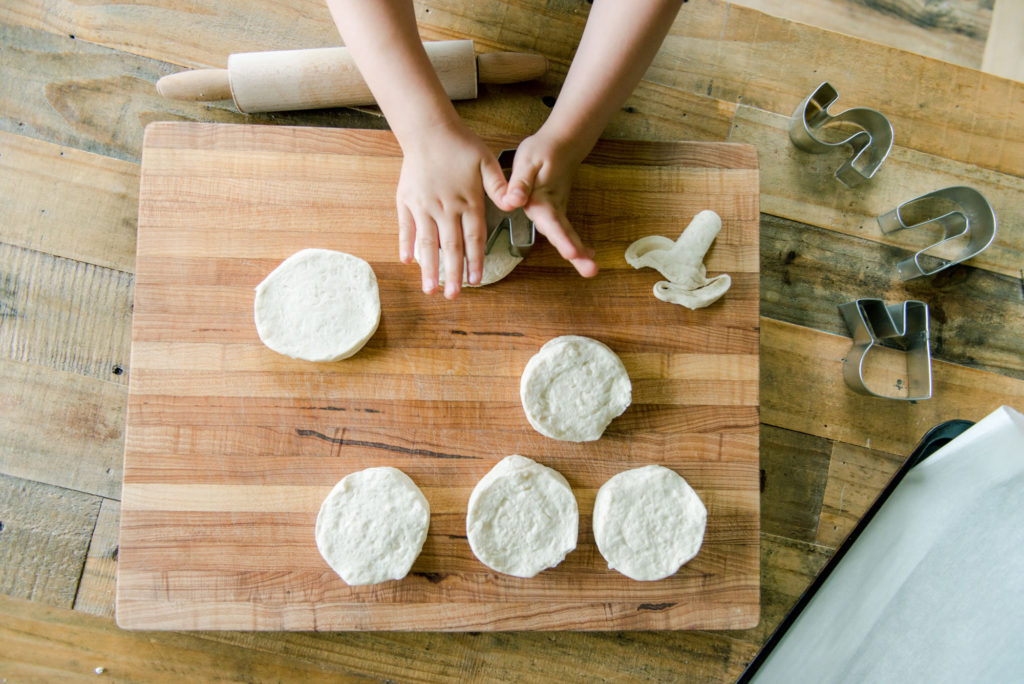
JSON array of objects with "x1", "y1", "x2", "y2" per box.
[
  {"x1": 839, "y1": 298, "x2": 932, "y2": 401},
  {"x1": 790, "y1": 82, "x2": 894, "y2": 187},
  {"x1": 484, "y1": 148, "x2": 535, "y2": 258},
  {"x1": 877, "y1": 185, "x2": 997, "y2": 280}
]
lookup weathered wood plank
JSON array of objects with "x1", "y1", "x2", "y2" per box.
[
  {"x1": 726, "y1": 533, "x2": 833, "y2": 645},
  {"x1": 760, "y1": 426, "x2": 832, "y2": 543},
  {"x1": 0, "y1": 357, "x2": 125, "y2": 499},
  {"x1": 816, "y1": 441, "x2": 905, "y2": 548},
  {"x1": 5, "y1": 2, "x2": 1020, "y2": 173},
  {"x1": 0, "y1": 130, "x2": 139, "y2": 272},
  {"x1": 0, "y1": 0, "x2": 343, "y2": 68},
  {"x1": 726, "y1": 0, "x2": 990, "y2": 69},
  {"x1": 73, "y1": 498, "x2": 120, "y2": 618},
  {"x1": 760, "y1": 215, "x2": 1024, "y2": 381},
  {"x1": 731, "y1": 104, "x2": 1024, "y2": 280},
  {"x1": 2, "y1": 593, "x2": 760, "y2": 682},
  {"x1": 650, "y1": 2, "x2": 1023, "y2": 177},
  {"x1": 0, "y1": 23, "x2": 386, "y2": 163},
  {"x1": 0, "y1": 242, "x2": 133, "y2": 384},
  {"x1": 761, "y1": 317, "x2": 1024, "y2": 455},
  {"x1": 415, "y1": 0, "x2": 1024, "y2": 176},
  {"x1": 0, "y1": 474, "x2": 101, "y2": 608}
]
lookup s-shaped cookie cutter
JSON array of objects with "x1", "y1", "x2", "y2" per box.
[
  {"x1": 877, "y1": 185, "x2": 998, "y2": 280},
  {"x1": 790, "y1": 82, "x2": 894, "y2": 187},
  {"x1": 839, "y1": 298, "x2": 932, "y2": 401},
  {"x1": 483, "y1": 148, "x2": 535, "y2": 258}
]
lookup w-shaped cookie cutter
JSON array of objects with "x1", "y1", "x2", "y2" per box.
[
  {"x1": 483, "y1": 148, "x2": 535, "y2": 258},
  {"x1": 877, "y1": 185, "x2": 998, "y2": 280},
  {"x1": 839, "y1": 299, "x2": 932, "y2": 401},
  {"x1": 790, "y1": 82, "x2": 894, "y2": 187}
]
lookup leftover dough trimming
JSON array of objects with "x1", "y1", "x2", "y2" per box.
[{"x1": 625, "y1": 209, "x2": 731, "y2": 309}]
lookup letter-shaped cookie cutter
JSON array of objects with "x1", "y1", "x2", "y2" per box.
[
  {"x1": 877, "y1": 185, "x2": 998, "y2": 281},
  {"x1": 839, "y1": 299, "x2": 932, "y2": 401},
  {"x1": 790, "y1": 82, "x2": 894, "y2": 187},
  {"x1": 484, "y1": 148, "x2": 535, "y2": 258}
]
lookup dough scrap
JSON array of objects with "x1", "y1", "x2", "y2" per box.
[
  {"x1": 315, "y1": 466, "x2": 430, "y2": 586},
  {"x1": 520, "y1": 336, "x2": 632, "y2": 442},
  {"x1": 466, "y1": 455, "x2": 578, "y2": 577},
  {"x1": 254, "y1": 248, "x2": 380, "y2": 361},
  {"x1": 625, "y1": 209, "x2": 731, "y2": 309},
  {"x1": 593, "y1": 465, "x2": 707, "y2": 581},
  {"x1": 418, "y1": 229, "x2": 523, "y2": 288}
]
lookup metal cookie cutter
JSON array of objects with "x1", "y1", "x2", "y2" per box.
[
  {"x1": 839, "y1": 298, "x2": 932, "y2": 401},
  {"x1": 790, "y1": 82, "x2": 894, "y2": 187},
  {"x1": 483, "y1": 149, "x2": 535, "y2": 258},
  {"x1": 877, "y1": 185, "x2": 998, "y2": 281}
]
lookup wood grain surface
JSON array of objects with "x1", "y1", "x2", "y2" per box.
[
  {"x1": 4, "y1": 0, "x2": 1022, "y2": 678},
  {"x1": 116, "y1": 122, "x2": 761, "y2": 631}
]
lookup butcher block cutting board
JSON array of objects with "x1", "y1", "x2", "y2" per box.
[{"x1": 117, "y1": 122, "x2": 760, "y2": 631}]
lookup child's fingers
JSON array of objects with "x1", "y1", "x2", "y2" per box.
[
  {"x1": 439, "y1": 219, "x2": 465, "y2": 299},
  {"x1": 480, "y1": 155, "x2": 510, "y2": 210},
  {"x1": 501, "y1": 160, "x2": 539, "y2": 211},
  {"x1": 413, "y1": 213, "x2": 441, "y2": 294},
  {"x1": 568, "y1": 254, "x2": 599, "y2": 278},
  {"x1": 527, "y1": 202, "x2": 598, "y2": 278},
  {"x1": 462, "y1": 208, "x2": 486, "y2": 286},
  {"x1": 526, "y1": 202, "x2": 587, "y2": 260},
  {"x1": 398, "y1": 204, "x2": 416, "y2": 264}
]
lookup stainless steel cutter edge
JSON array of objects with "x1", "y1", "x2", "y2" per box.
[
  {"x1": 839, "y1": 298, "x2": 933, "y2": 401},
  {"x1": 790, "y1": 82, "x2": 894, "y2": 188},
  {"x1": 483, "y1": 148, "x2": 535, "y2": 258},
  {"x1": 877, "y1": 185, "x2": 998, "y2": 280}
]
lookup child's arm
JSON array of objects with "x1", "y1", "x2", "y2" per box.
[
  {"x1": 325, "y1": 0, "x2": 511, "y2": 298},
  {"x1": 502, "y1": 0, "x2": 686, "y2": 277}
]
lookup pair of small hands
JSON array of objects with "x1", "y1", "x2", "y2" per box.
[{"x1": 396, "y1": 121, "x2": 598, "y2": 298}]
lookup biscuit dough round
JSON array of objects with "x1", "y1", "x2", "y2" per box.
[
  {"x1": 254, "y1": 248, "x2": 380, "y2": 362},
  {"x1": 520, "y1": 336, "x2": 632, "y2": 442},
  {"x1": 466, "y1": 455, "x2": 578, "y2": 578},
  {"x1": 593, "y1": 465, "x2": 707, "y2": 581},
  {"x1": 420, "y1": 229, "x2": 523, "y2": 288},
  {"x1": 315, "y1": 467, "x2": 430, "y2": 586}
]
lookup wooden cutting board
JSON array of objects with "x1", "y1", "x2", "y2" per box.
[{"x1": 117, "y1": 122, "x2": 760, "y2": 631}]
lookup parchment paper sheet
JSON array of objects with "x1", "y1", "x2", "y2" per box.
[{"x1": 752, "y1": 406, "x2": 1024, "y2": 683}]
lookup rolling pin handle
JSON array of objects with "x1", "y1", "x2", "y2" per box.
[
  {"x1": 476, "y1": 52, "x2": 548, "y2": 85},
  {"x1": 156, "y1": 69, "x2": 233, "y2": 102}
]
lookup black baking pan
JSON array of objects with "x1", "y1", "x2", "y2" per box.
[{"x1": 737, "y1": 419, "x2": 975, "y2": 683}]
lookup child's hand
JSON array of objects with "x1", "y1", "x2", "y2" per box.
[
  {"x1": 501, "y1": 132, "x2": 598, "y2": 278},
  {"x1": 398, "y1": 121, "x2": 510, "y2": 298}
]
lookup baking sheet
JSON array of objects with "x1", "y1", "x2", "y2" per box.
[{"x1": 748, "y1": 405, "x2": 1024, "y2": 682}]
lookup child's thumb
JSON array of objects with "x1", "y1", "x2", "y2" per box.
[
  {"x1": 499, "y1": 160, "x2": 538, "y2": 212},
  {"x1": 481, "y1": 156, "x2": 510, "y2": 209}
]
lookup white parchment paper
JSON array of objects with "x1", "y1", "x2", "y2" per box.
[{"x1": 752, "y1": 406, "x2": 1024, "y2": 683}]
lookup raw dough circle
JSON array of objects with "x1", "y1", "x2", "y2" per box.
[
  {"x1": 520, "y1": 336, "x2": 632, "y2": 442},
  {"x1": 419, "y1": 229, "x2": 523, "y2": 288},
  {"x1": 315, "y1": 467, "x2": 430, "y2": 586},
  {"x1": 593, "y1": 465, "x2": 707, "y2": 581},
  {"x1": 254, "y1": 248, "x2": 380, "y2": 362},
  {"x1": 466, "y1": 455, "x2": 578, "y2": 578}
]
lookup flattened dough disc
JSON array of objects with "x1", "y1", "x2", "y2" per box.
[{"x1": 466, "y1": 455, "x2": 578, "y2": 578}]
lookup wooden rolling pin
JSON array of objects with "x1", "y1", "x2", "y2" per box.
[{"x1": 156, "y1": 40, "x2": 546, "y2": 113}]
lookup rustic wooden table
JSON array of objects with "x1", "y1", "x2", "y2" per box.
[{"x1": 1, "y1": 0, "x2": 1021, "y2": 680}]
